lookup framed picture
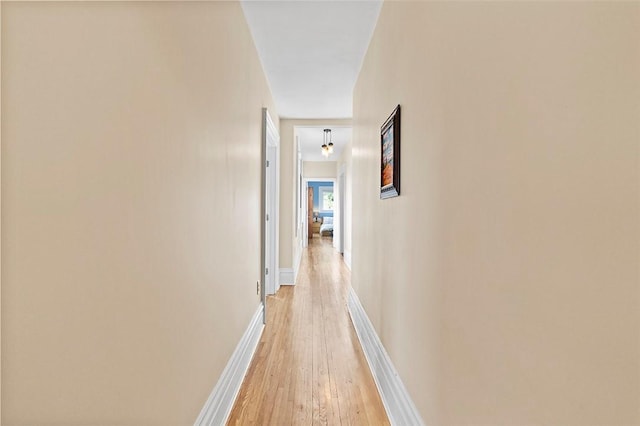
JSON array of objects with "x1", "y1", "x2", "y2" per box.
[{"x1": 380, "y1": 105, "x2": 401, "y2": 199}]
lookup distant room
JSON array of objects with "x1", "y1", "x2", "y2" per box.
[{"x1": 308, "y1": 181, "x2": 334, "y2": 237}]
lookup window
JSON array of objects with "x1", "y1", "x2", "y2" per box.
[{"x1": 319, "y1": 186, "x2": 334, "y2": 212}]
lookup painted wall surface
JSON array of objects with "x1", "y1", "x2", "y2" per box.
[
  {"x1": 352, "y1": 2, "x2": 640, "y2": 425},
  {"x1": 336, "y1": 141, "x2": 352, "y2": 267},
  {"x1": 278, "y1": 119, "x2": 349, "y2": 274},
  {"x1": 308, "y1": 181, "x2": 334, "y2": 219},
  {"x1": 1, "y1": 2, "x2": 277, "y2": 424},
  {"x1": 303, "y1": 161, "x2": 337, "y2": 179},
  {"x1": 277, "y1": 119, "x2": 296, "y2": 271}
]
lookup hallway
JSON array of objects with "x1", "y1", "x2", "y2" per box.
[{"x1": 228, "y1": 237, "x2": 389, "y2": 425}]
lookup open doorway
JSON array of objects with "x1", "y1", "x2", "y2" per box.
[
  {"x1": 294, "y1": 124, "x2": 351, "y2": 273},
  {"x1": 303, "y1": 178, "x2": 336, "y2": 247}
]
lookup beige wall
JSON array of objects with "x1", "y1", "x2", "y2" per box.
[
  {"x1": 278, "y1": 120, "x2": 350, "y2": 274},
  {"x1": 1, "y1": 2, "x2": 277, "y2": 424},
  {"x1": 352, "y1": 2, "x2": 639, "y2": 425},
  {"x1": 303, "y1": 161, "x2": 337, "y2": 179},
  {"x1": 278, "y1": 120, "x2": 296, "y2": 271}
]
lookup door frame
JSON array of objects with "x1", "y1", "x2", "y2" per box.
[
  {"x1": 302, "y1": 177, "x2": 336, "y2": 248},
  {"x1": 307, "y1": 186, "x2": 314, "y2": 244},
  {"x1": 261, "y1": 108, "x2": 279, "y2": 323},
  {"x1": 338, "y1": 165, "x2": 346, "y2": 254}
]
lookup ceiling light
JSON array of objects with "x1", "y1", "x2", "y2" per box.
[{"x1": 322, "y1": 129, "x2": 333, "y2": 157}]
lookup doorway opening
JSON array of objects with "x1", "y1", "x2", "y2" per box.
[
  {"x1": 303, "y1": 178, "x2": 336, "y2": 248},
  {"x1": 293, "y1": 124, "x2": 352, "y2": 275}
]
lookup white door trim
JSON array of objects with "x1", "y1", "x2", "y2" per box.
[
  {"x1": 338, "y1": 165, "x2": 346, "y2": 254},
  {"x1": 262, "y1": 109, "x2": 280, "y2": 323},
  {"x1": 260, "y1": 108, "x2": 280, "y2": 324}
]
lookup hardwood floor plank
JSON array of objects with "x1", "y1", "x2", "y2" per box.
[{"x1": 227, "y1": 236, "x2": 389, "y2": 426}]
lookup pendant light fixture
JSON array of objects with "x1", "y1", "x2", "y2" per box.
[{"x1": 321, "y1": 128, "x2": 334, "y2": 157}]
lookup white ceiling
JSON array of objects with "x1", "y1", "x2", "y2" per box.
[
  {"x1": 297, "y1": 126, "x2": 351, "y2": 161},
  {"x1": 241, "y1": 0, "x2": 382, "y2": 119}
]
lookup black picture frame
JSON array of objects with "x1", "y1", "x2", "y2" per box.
[{"x1": 380, "y1": 105, "x2": 401, "y2": 199}]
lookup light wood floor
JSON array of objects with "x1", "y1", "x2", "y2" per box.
[{"x1": 227, "y1": 236, "x2": 390, "y2": 425}]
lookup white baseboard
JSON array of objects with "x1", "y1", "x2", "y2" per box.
[
  {"x1": 347, "y1": 288, "x2": 425, "y2": 426},
  {"x1": 194, "y1": 305, "x2": 265, "y2": 426},
  {"x1": 279, "y1": 247, "x2": 303, "y2": 286},
  {"x1": 279, "y1": 268, "x2": 295, "y2": 285},
  {"x1": 344, "y1": 249, "x2": 352, "y2": 271}
]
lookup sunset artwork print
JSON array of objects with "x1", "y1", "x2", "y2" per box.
[
  {"x1": 380, "y1": 105, "x2": 400, "y2": 199},
  {"x1": 381, "y1": 125, "x2": 393, "y2": 187},
  {"x1": 381, "y1": 125, "x2": 394, "y2": 188}
]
